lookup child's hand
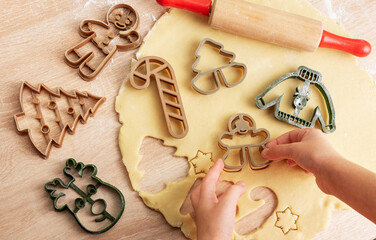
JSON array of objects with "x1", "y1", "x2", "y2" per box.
[
  {"x1": 191, "y1": 159, "x2": 246, "y2": 240},
  {"x1": 261, "y1": 128, "x2": 342, "y2": 193}
]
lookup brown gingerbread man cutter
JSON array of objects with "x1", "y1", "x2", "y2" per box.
[
  {"x1": 218, "y1": 113, "x2": 271, "y2": 171},
  {"x1": 65, "y1": 4, "x2": 142, "y2": 81}
]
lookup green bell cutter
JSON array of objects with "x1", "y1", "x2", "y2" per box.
[
  {"x1": 255, "y1": 66, "x2": 336, "y2": 133},
  {"x1": 45, "y1": 158, "x2": 125, "y2": 234}
]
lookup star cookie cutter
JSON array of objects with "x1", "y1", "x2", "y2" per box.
[
  {"x1": 14, "y1": 81, "x2": 105, "y2": 158},
  {"x1": 218, "y1": 113, "x2": 271, "y2": 171},
  {"x1": 129, "y1": 56, "x2": 189, "y2": 139},
  {"x1": 45, "y1": 158, "x2": 125, "y2": 234},
  {"x1": 65, "y1": 4, "x2": 142, "y2": 81},
  {"x1": 255, "y1": 66, "x2": 336, "y2": 133},
  {"x1": 274, "y1": 207, "x2": 299, "y2": 235},
  {"x1": 191, "y1": 38, "x2": 247, "y2": 95}
]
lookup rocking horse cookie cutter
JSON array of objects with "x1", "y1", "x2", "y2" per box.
[{"x1": 218, "y1": 113, "x2": 271, "y2": 171}]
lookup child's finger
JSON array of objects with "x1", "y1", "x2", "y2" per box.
[
  {"x1": 261, "y1": 143, "x2": 300, "y2": 161},
  {"x1": 190, "y1": 184, "x2": 201, "y2": 210},
  {"x1": 265, "y1": 129, "x2": 306, "y2": 148},
  {"x1": 218, "y1": 181, "x2": 246, "y2": 210},
  {"x1": 200, "y1": 159, "x2": 224, "y2": 203}
]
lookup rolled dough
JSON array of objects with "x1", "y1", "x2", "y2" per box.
[{"x1": 116, "y1": 0, "x2": 376, "y2": 239}]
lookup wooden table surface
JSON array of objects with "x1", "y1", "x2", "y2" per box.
[{"x1": 0, "y1": 0, "x2": 375, "y2": 239}]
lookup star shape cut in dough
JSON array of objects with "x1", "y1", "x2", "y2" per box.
[
  {"x1": 275, "y1": 207, "x2": 299, "y2": 235},
  {"x1": 189, "y1": 151, "x2": 214, "y2": 174}
]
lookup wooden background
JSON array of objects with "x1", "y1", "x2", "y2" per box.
[{"x1": 0, "y1": 0, "x2": 375, "y2": 239}]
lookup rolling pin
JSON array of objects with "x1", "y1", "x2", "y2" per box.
[{"x1": 156, "y1": 0, "x2": 372, "y2": 57}]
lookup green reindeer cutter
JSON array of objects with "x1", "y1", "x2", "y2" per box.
[
  {"x1": 255, "y1": 66, "x2": 336, "y2": 133},
  {"x1": 45, "y1": 158, "x2": 125, "y2": 234}
]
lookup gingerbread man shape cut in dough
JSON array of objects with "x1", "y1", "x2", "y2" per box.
[
  {"x1": 218, "y1": 113, "x2": 271, "y2": 171},
  {"x1": 65, "y1": 4, "x2": 142, "y2": 81}
]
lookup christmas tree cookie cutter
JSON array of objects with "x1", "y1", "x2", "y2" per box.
[
  {"x1": 14, "y1": 81, "x2": 105, "y2": 158},
  {"x1": 65, "y1": 4, "x2": 142, "y2": 81},
  {"x1": 218, "y1": 113, "x2": 271, "y2": 172},
  {"x1": 255, "y1": 66, "x2": 336, "y2": 133},
  {"x1": 129, "y1": 56, "x2": 189, "y2": 139},
  {"x1": 191, "y1": 38, "x2": 247, "y2": 95},
  {"x1": 45, "y1": 158, "x2": 125, "y2": 234}
]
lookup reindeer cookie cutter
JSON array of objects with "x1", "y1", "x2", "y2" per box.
[
  {"x1": 14, "y1": 81, "x2": 105, "y2": 158},
  {"x1": 191, "y1": 38, "x2": 247, "y2": 95},
  {"x1": 129, "y1": 56, "x2": 189, "y2": 138},
  {"x1": 65, "y1": 4, "x2": 142, "y2": 81},
  {"x1": 255, "y1": 66, "x2": 336, "y2": 133},
  {"x1": 45, "y1": 158, "x2": 125, "y2": 234},
  {"x1": 218, "y1": 113, "x2": 271, "y2": 172}
]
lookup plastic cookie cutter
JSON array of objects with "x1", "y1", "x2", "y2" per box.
[
  {"x1": 13, "y1": 81, "x2": 105, "y2": 158},
  {"x1": 255, "y1": 66, "x2": 336, "y2": 133},
  {"x1": 65, "y1": 4, "x2": 142, "y2": 81},
  {"x1": 129, "y1": 56, "x2": 189, "y2": 139},
  {"x1": 218, "y1": 113, "x2": 271, "y2": 172},
  {"x1": 45, "y1": 158, "x2": 125, "y2": 234},
  {"x1": 191, "y1": 38, "x2": 247, "y2": 95}
]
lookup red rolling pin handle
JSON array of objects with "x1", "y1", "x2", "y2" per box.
[
  {"x1": 319, "y1": 30, "x2": 372, "y2": 57},
  {"x1": 156, "y1": 0, "x2": 211, "y2": 16}
]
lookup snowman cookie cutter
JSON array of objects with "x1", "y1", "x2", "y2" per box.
[
  {"x1": 218, "y1": 113, "x2": 271, "y2": 171},
  {"x1": 45, "y1": 158, "x2": 125, "y2": 234},
  {"x1": 191, "y1": 38, "x2": 247, "y2": 95}
]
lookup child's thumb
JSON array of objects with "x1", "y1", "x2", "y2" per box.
[{"x1": 219, "y1": 182, "x2": 246, "y2": 208}]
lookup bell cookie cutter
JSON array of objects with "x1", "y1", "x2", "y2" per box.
[
  {"x1": 14, "y1": 81, "x2": 105, "y2": 158},
  {"x1": 255, "y1": 66, "x2": 336, "y2": 133},
  {"x1": 192, "y1": 38, "x2": 247, "y2": 95},
  {"x1": 65, "y1": 4, "x2": 142, "y2": 81},
  {"x1": 129, "y1": 56, "x2": 189, "y2": 139},
  {"x1": 218, "y1": 113, "x2": 271, "y2": 172},
  {"x1": 45, "y1": 158, "x2": 125, "y2": 234}
]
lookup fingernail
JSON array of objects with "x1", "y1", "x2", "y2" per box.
[
  {"x1": 261, "y1": 149, "x2": 269, "y2": 158},
  {"x1": 237, "y1": 181, "x2": 247, "y2": 187}
]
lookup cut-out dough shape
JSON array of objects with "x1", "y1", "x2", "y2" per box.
[
  {"x1": 45, "y1": 158, "x2": 125, "y2": 234},
  {"x1": 189, "y1": 150, "x2": 214, "y2": 175},
  {"x1": 235, "y1": 187, "x2": 278, "y2": 235},
  {"x1": 274, "y1": 207, "x2": 299, "y2": 235},
  {"x1": 191, "y1": 38, "x2": 247, "y2": 95},
  {"x1": 65, "y1": 4, "x2": 142, "y2": 81},
  {"x1": 14, "y1": 81, "x2": 105, "y2": 158},
  {"x1": 255, "y1": 66, "x2": 336, "y2": 133},
  {"x1": 129, "y1": 56, "x2": 189, "y2": 139},
  {"x1": 218, "y1": 113, "x2": 271, "y2": 171}
]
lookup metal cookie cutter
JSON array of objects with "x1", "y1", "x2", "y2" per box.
[
  {"x1": 14, "y1": 81, "x2": 105, "y2": 158},
  {"x1": 192, "y1": 38, "x2": 247, "y2": 95},
  {"x1": 65, "y1": 4, "x2": 142, "y2": 81},
  {"x1": 255, "y1": 66, "x2": 336, "y2": 133},
  {"x1": 218, "y1": 113, "x2": 271, "y2": 172},
  {"x1": 45, "y1": 158, "x2": 125, "y2": 234},
  {"x1": 129, "y1": 56, "x2": 189, "y2": 139}
]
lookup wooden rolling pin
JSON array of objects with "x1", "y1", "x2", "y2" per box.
[{"x1": 156, "y1": 0, "x2": 372, "y2": 57}]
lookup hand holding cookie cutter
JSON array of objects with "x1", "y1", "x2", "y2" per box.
[
  {"x1": 218, "y1": 113, "x2": 271, "y2": 171},
  {"x1": 129, "y1": 56, "x2": 189, "y2": 139},
  {"x1": 192, "y1": 38, "x2": 247, "y2": 95},
  {"x1": 65, "y1": 4, "x2": 142, "y2": 81}
]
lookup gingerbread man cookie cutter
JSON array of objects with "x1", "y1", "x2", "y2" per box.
[
  {"x1": 45, "y1": 158, "x2": 125, "y2": 234},
  {"x1": 14, "y1": 81, "x2": 105, "y2": 158},
  {"x1": 192, "y1": 38, "x2": 247, "y2": 95},
  {"x1": 65, "y1": 4, "x2": 142, "y2": 81},
  {"x1": 129, "y1": 56, "x2": 189, "y2": 139},
  {"x1": 218, "y1": 113, "x2": 271, "y2": 171}
]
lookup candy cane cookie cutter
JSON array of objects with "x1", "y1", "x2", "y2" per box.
[
  {"x1": 129, "y1": 56, "x2": 189, "y2": 138},
  {"x1": 191, "y1": 38, "x2": 247, "y2": 95}
]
